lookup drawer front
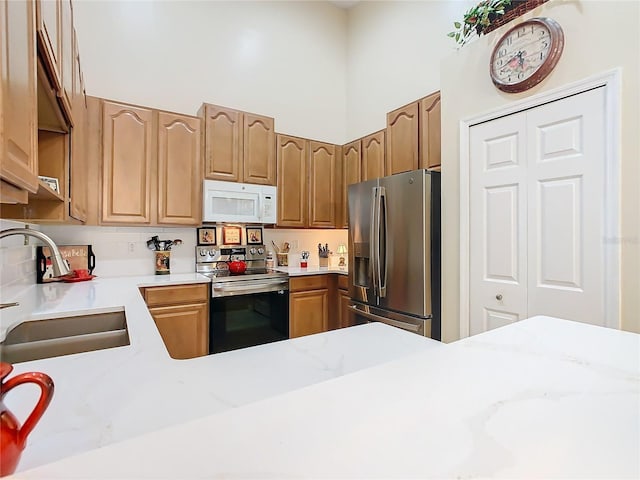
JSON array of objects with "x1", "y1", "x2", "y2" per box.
[
  {"x1": 289, "y1": 275, "x2": 328, "y2": 292},
  {"x1": 144, "y1": 283, "x2": 209, "y2": 307},
  {"x1": 337, "y1": 274, "x2": 348, "y2": 291}
]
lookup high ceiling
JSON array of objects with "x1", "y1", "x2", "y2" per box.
[{"x1": 328, "y1": 1, "x2": 360, "y2": 9}]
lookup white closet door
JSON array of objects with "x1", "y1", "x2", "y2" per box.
[
  {"x1": 526, "y1": 87, "x2": 606, "y2": 325},
  {"x1": 469, "y1": 87, "x2": 607, "y2": 335},
  {"x1": 469, "y1": 114, "x2": 528, "y2": 335}
]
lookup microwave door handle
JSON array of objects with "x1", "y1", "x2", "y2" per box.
[{"x1": 378, "y1": 187, "x2": 387, "y2": 298}]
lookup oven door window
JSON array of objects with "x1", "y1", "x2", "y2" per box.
[{"x1": 210, "y1": 291, "x2": 289, "y2": 354}]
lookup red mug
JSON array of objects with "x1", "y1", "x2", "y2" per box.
[{"x1": 0, "y1": 363, "x2": 54, "y2": 476}]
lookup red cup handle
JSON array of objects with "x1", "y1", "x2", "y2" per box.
[{"x1": 2, "y1": 372, "x2": 54, "y2": 448}]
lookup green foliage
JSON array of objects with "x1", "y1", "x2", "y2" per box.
[{"x1": 448, "y1": 0, "x2": 512, "y2": 46}]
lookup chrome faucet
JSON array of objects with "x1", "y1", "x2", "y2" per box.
[{"x1": 0, "y1": 228, "x2": 70, "y2": 277}]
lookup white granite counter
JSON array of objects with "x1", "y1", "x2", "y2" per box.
[
  {"x1": 273, "y1": 265, "x2": 348, "y2": 276},
  {"x1": 0, "y1": 274, "x2": 440, "y2": 473},
  {"x1": 10, "y1": 316, "x2": 640, "y2": 479}
]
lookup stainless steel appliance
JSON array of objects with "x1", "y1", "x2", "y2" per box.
[
  {"x1": 348, "y1": 169, "x2": 441, "y2": 340},
  {"x1": 196, "y1": 244, "x2": 289, "y2": 353},
  {"x1": 203, "y1": 180, "x2": 277, "y2": 224}
]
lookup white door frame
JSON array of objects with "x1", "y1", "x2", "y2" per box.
[{"x1": 459, "y1": 69, "x2": 621, "y2": 338}]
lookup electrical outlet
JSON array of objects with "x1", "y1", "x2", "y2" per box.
[{"x1": 128, "y1": 242, "x2": 135, "y2": 253}]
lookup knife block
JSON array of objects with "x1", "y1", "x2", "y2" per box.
[{"x1": 319, "y1": 257, "x2": 329, "y2": 267}]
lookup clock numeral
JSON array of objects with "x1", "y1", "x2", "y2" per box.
[
  {"x1": 498, "y1": 48, "x2": 507, "y2": 57},
  {"x1": 540, "y1": 51, "x2": 545, "y2": 60},
  {"x1": 541, "y1": 40, "x2": 549, "y2": 49},
  {"x1": 497, "y1": 59, "x2": 504, "y2": 67},
  {"x1": 518, "y1": 72, "x2": 524, "y2": 80},
  {"x1": 505, "y1": 36, "x2": 513, "y2": 46}
]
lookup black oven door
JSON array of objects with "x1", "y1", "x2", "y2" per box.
[{"x1": 210, "y1": 290, "x2": 289, "y2": 354}]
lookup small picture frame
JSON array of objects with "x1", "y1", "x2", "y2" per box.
[
  {"x1": 222, "y1": 226, "x2": 242, "y2": 246},
  {"x1": 197, "y1": 227, "x2": 216, "y2": 246},
  {"x1": 246, "y1": 227, "x2": 263, "y2": 245},
  {"x1": 38, "y1": 175, "x2": 60, "y2": 194}
]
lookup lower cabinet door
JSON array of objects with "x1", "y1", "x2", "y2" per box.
[
  {"x1": 148, "y1": 302, "x2": 209, "y2": 359},
  {"x1": 338, "y1": 290, "x2": 354, "y2": 329},
  {"x1": 290, "y1": 289, "x2": 328, "y2": 338}
]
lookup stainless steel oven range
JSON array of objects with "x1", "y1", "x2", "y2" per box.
[{"x1": 196, "y1": 244, "x2": 289, "y2": 354}]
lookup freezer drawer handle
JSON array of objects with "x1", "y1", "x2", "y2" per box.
[{"x1": 349, "y1": 305, "x2": 423, "y2": 334}]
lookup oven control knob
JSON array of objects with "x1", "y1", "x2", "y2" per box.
[
  {"x1": 199, "y1": 250, "x2": 206, "y2": 256},
  {"x1": 208, "y1": 249, "x2": 217, "y2": 256},
  {"x1": 257, "y1": 248, "x2": 264, "y2": 255},
  {"x1": 249, "y1": 248, "x2": 257, "y2": 255}
]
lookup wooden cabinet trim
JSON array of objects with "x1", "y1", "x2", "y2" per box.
[
  {"x1": 419, "y1": 92, "x2": 441, "y2": 170},
  {"x1": 290, "y1": 274, "x2": 329, "y2": 292},
  {"x1": 143, "y1": 283, "x2": 209, "y2": 307}
]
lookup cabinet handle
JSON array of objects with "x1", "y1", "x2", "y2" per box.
[{"x1": 496, "y1": 294, "x2": 503, "y2": 301}]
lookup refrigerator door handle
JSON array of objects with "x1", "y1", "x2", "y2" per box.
[
  {"x1": 379, "y1": 187, "x2": 387, "y2": 298},
  {"x1": 348, "y1": 305, "x2": 423, "y2": 334},
  {"x1": 373, "y1": 186, "x2": 383, "y2": 298},
  {"x1": 369, "y1": 186, "x2": 379, "y2": 294}
]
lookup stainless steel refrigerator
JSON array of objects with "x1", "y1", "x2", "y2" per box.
[{"x1": 348, "y1": 169, "x2": 441, "y2": 340}]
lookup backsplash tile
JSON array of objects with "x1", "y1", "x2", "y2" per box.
[
  {"x1": 0, "y1": 219, "x2": 39, "y2": 296},
  {"x1": 40, "y1": 225, "x2": 198, "y2": 278}
]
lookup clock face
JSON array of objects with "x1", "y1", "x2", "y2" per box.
[{"x1": 490, "y1": 17, "x2": 564, "y2": 93}]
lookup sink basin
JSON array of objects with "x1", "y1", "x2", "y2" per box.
[{"x1": 0, "y1": 311, "x2": 130, "y2": 363}]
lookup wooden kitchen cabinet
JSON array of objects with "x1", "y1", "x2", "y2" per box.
[
  {"x1": 100, "y1": 99, "x2": 202, "y2": 226},
  {"x1": 419, "y1": 92, "x2": 441, "y2": 170},
  {"x1": 101, "y1": 100, "x2": 153, "y2": 224},
  {"x1": 386, "y1": 101, "x2": 419, "y2": 175},
  {"x1": 142, "y1": 283, "x2": 209, "y2": 359},
  {"x1": 337, "y1": 274, "x2": 354, "y2": 329},
  {"x1": 277, "y1": 134, "x2": 308, "y2": 228},
  {"x1": 277, "y1": 135, "x2": 340, "y2": 228},
  {"x1": 69, "y1": 30, "x2": 87, "y2": 222},
  {"x1": 361, "y1": 130, "x2": 385, "y2": 181},
  {"x1": 0, "y1": 0, "x2": 39, "y2": 195},
  {"x1": 199, "y1": 104, "x2": 275, "y2": 185},
  {"x1": 36, "y1": 0, "x2": 62, "y2": 91},
  {"x1": 339, "y1": 140, "x2": 361, "y2": 228},
  {"x1": 308, "y1": 141, "x2": 338, "y2": 228},
  {"x1": 58, "y1": 0, "x2": 73, "y2": 122},
  {"x1": 289, "y1": 275, "x2": 329, "y2": 338},
  {"x1": 157, "y1": 111, "x2": 202, "y2": 225}
]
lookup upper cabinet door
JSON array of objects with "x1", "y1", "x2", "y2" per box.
[
  {"x1": 277, "y1": 134, "x2": 307, "y2": 228},
  {"x1": 101, "y1": 101, "x2": 153, "y2": 224},
  {"x1": 361, "y1": 130, "x2": 385, "y2": 181},
  {"x1": 69, "y1": 30, "x2": 86, "y2": 221},
  {"x1": 58, "y1": 0, "x2": 73, "y2": 123},
  {"x1": 157, "y1": 112, "x2": 202, "y2": 225},
  {"x1": 0, "y1": 0, "x2": 38, "y2": 193},
  {"x1": 201, "y1": 105, "x2": 242, "y2": 182},
  {"x1": 341, "y1": 140, "x2": 361, "y2": 228},
  {"x1": 386, "y1": 102, "x2": 419, "y2": 175},
  {"x1": 36, "y1": 0, "x2": 62, "y2": 90},
  {"x1": 308, "y1": 141, "x2": 337, "y2": 228},
  {"x1": 419, "y1": 92, "x2": 441, "y2": 170},
  {"x1": 243, "y1": 113, "x2": 275, "y2": 185}
]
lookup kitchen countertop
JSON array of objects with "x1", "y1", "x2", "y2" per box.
[
  {"x1": 273, "y1": 265, "x2": 348, "y2": 276},
  {"x1": 10, "y1": 316, "x2": 640, "y2": 479},
  {"x1": 0, "y1": 275, "x2": 439, "y2": 473}
]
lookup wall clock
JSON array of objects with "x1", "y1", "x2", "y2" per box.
[{"x1": 490, "y1": 17, "x2": 564, "y2": 93}]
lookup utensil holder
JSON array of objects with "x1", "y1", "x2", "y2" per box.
[
  {"x1": 276, "y1": 253, "x2": 288, "y2": 266},
  {"x1": 319, "y1": 257, "x2": 329, "y2": 267},
  {"x1": 155, "y1": 251, "x2": 170, "y2": 275}
]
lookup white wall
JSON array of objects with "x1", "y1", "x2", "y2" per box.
[
  {"x1": 439, "y1": 0, "x2": 640, "y2": 338},
  {"x1": 345, "y1": 0, "x2": 472, "y2": 140},
  {"x1": 73, "y1": 0, "x2": 348, "y2": 144}
]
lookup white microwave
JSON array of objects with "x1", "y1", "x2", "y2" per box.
[{"x1": 203, "y1": 180, "x2": 277, "y2": 224}]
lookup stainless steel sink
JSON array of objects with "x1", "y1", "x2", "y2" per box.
[{"x1": 0, "y1": 311, "x2": 130, "y2": 363}]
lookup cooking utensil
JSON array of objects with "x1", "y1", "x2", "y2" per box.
[
  {"x1": 271, "y1": 241, "x2": 280, "y2": 253},
  {"x1": 283, "y1": 242, "x2": 290, "y2": 253}
]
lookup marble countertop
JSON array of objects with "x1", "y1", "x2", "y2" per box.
[
  {"x1": 273, "y1": 265, "x2": 348, "y2": 276},
  {"x1": 10, "y1": 316, "x2": 640, "y2": 479},
  {"x1": 0, "y1": 274, "x2": 440, "y2": 474}
]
